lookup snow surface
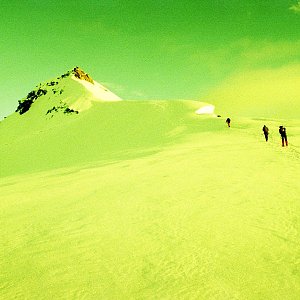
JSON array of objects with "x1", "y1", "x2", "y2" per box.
[{"x1": 1, "y1": 87, "x2": 300, "y2": 299}]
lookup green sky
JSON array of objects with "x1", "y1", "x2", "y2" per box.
[{"x1": 1, "y1": 0, "x2": 300, "y2": 118}]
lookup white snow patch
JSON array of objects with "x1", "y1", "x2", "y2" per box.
[
  {"x1": 195, "y1": 104, "x2": 215, "y2": 115},
  {"x1": 71, "y1": 75, "x2": 122, "y2": 102}
]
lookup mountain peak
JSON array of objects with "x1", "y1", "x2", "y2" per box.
[
  {"x1": 14, "y1": 67, "x2": 121, "y2": 116},
  {"x1": 72, "y1": 67, "x2": 94, "y2": 84}
]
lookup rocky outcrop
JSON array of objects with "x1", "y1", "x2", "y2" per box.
[
  {"x1": 46, "y1": 102, "x2": 79, "y2": 116},
  {"x1": 72, "y1": 67, "x2": 94, "y2": 84},
  {"x1": 16, "y1": 88, "x2": 48, "y2": 115}
]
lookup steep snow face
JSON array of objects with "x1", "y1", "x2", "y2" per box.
[
  {"x1": 71, "y1": 76, "x2": 121, "y2": 102},
  {"x1": 71, "y1": 66, "x2": 121, "y2": 102},
  {"x1": 13, "y1": 67, "x2": 122, "y2": 117}
]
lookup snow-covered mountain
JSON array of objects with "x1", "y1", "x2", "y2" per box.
[
  {"x1": 0, "y1": 67, "x2": 216, "y2": 177},
  {"x1": 15, "y1": 67, "x2": 122, "y2": 117}
]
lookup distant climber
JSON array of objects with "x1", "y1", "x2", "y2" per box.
[
  {"x1": 226, "y1": 118, "x2": 231, "y2": 127},
  {"x1": 279, "y1": 126, "x2": 288, "y2": 147},
  {"x1": 262, "y1": 125, "x2": 269, "y2": 142}
]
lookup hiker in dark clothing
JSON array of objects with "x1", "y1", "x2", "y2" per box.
[
  {"x1": 262, "y1": 125, "x2": 269, "y2": 142},
  {"x1": 226, "y1": 118, "x2": 231, "y2": 127},
  {"x1": 279, "y1": 126, "x2": 288, "y2": 147}
]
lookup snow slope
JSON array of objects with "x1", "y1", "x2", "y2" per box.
[
  {"x1": 1, "y1": 69, "x2": 300, "y2": 299},
  {"x1": 1, "y1": 98, "x2": 211, "y2": 177}
]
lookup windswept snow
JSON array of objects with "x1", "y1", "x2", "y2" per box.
[{"x1": 1, "y1": 111, "x2": 300, "y2": 299}]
